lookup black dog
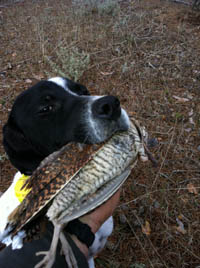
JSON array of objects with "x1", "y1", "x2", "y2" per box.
[{"x1": 3, "y1": 77, "x2": 130, "y2": 176}]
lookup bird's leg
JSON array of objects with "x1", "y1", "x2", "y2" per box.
[
  {"x1": 59, "y1": 231, "x2": 78, "y2": 268},
  {"x1": 35, "y1": 224, "x2": 61, "y2": 268}
]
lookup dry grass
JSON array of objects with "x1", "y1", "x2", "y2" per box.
[{"x1": 0, "y1": 0, "x2": 200, "y2": 267}]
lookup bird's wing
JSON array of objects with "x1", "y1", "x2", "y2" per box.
[{"x1": 7, "y1": 142, "x2": 103, "y2": 235}]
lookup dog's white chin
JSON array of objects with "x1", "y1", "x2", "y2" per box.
[
  {"x1": 85, "y1": 107, "x2": 130, "y2": 144},
  {"x1": 118, "y1": 108, "x2": 130, "y2": 131}
]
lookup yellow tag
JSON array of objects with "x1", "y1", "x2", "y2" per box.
[{"x1": 14, "y1": 174, "x2": 31, "y2": 202}]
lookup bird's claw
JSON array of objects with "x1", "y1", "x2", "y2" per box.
[{"x1": 35, "y1": 250, "x2": 55, "y2": 268}]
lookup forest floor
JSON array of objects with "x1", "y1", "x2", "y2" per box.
[{"x1": 0, "y1": 0, "x2": 200, "y2": 267}]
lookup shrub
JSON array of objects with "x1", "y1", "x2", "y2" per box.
[{"x1": 45, "y1": 46, "x2": 90, "y2": 81}]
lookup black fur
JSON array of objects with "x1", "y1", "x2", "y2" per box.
[
  {"x1": 3, "y1": 77, "x2": 127, "y2": 176},
  {"x1": 3, "y1": 78, "x2": 90, "y2": 175}
]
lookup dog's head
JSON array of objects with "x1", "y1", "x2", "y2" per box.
[{"x1": 3, "y1": 77, "x2": 130, "y2": 175}]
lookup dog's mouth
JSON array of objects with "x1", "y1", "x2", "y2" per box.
[{"x1": 79, "y1": 96, "x2": 130, "y2": 144}]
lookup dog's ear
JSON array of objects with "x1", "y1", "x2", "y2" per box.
[
  {"x1": 3, "y1": 117, "x2": 41, "y2": 175},
  {"x1": 64, "y1": 78, "x2": 90, "y2": 96}
]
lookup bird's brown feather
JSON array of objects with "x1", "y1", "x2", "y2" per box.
[{"x1": 8, "y1": 142, "x2": 104, "y2": 234}]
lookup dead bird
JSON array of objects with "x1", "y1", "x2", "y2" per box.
[{"x1": 0, "y1": 120, "x2": 149, "y2": 268}]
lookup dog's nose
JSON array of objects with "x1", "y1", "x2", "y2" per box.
[{"x1": 92, "y1": 96, "x2": 121, "y2": 120}]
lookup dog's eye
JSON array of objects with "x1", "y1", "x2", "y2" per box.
[{"x1": 40, "y1": 105, "x2": 53, "y2": 114}]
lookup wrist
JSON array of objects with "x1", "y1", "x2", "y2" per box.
[
  {"x1": 66, "y1": 219, "x2": 95, "y2": 249},
  {"x1": 79, "y1": 216, "x2": 99, "y2": 234},
  {"x1": 70, "y1": 234, "x2": 89, "y2": 258}
]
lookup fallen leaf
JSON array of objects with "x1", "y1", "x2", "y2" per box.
[
  {"x1": 187, "y1": 183, "x2": 198, "y2": 195},
  {"x1": 25, "y1": 79, "x2": 32, "y2": 84},
  {"x1": 189, "y1": 117, "x2": 195, "y2": 125},
  {"x1": 175, "y1": 225, "x2": 187, "y2": 234},
  {"x1": 7, "y1": 63, "x2": 12, "y2": 69},
  {"x1": 100, "y1": 71, "x2": 113, "y2": 76},
  {"x1": 33, "y1": 74, "x2": 44, "y2": 80},
  {"x1": 188, "y1": 109, "x2": 195, "y2": 125},
  {"x1": 178, "y1": 215, "x2": 183, "y2": 220},
  {"x1": 173, "y1": 95, "x2": 189, "y2": 103},
  {"x1": 185, "y1": 128, "x2": 192, "y2": 133},
  {"x1": 142, "y1": 220, "x2": 151, "y2": 236},
  {"x1": 174, "y1": 218, "x2": 187, "y2": 234},
  {"x1": 188, "y1": 109, "x2": 194, "y2": 117},
  {"x1": 128, "y1": 111, "x2": 136, "y2": 117},
  {"x1": 140, "y1": 155, "x2": 149, "y2": 162},
  {"x1": 187, "y1": 93, "x2": 193, "y2": 100}
]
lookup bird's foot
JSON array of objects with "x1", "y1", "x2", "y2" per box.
[
  {"x1": 35, "y1": 250, "x2": 56, "y2": 268},
  {"x1": 60, "y1": 232, "x2": 78, "y2": 268}
]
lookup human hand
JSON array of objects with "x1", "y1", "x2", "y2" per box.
[{"x1": 70, "y1": 189, "x2": 121, "y2": 258}]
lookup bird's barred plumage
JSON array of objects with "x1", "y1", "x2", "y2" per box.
[
  {"x1": 8, "y1": 142, "x2": 104, "y2": 234},
  {"x1": 2, "y1": 119, "x2": 148, "y2": 268},
  {"x1": 7, "y1": 120, "x2": 146, "y2": 237}
]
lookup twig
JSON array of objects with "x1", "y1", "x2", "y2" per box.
[
  {"x1": 0, "y1": 0, "x2": 25, "y2": 9},
  {"x1": 143, "y1": 143, "x2": 158, "y2": 168},
  {"x1": 164, "y1": 0, "x2": 191, "y2": 6},
  {"x1": 0, "y1": 58, "x2": 33, "y2": 74},
  {"x1": 151, "y1": 121, "x2": 177, "y2": 188},
  {"x1": 120, "y1": 210, "x2": 155, "y2": 268},
  {"x1": 119, "y1": 185, "x2": 200, "y2": 208},
  {"x1": 87, "y1": 56, "x2": 126, "y2": 71},
  {"x1": 132, "y1": 211, "x2": 169, "y2": 268}
]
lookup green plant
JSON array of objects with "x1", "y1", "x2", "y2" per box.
[
  {"x1": 45, "y1": 46, "x2": 90, "y2": 81},
  {"x1": 0, "y1": 153, "x2": 8, "y2": 162},
  {"x1": 72, "y1": 0, "x2": 120, "y2": 16}
]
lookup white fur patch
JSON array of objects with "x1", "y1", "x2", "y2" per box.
[
  {"x1": 85, "y1": 96, "x2": 103, "y2": 143},
  {"x1": 88, "y1": 216, "x2": 113, "y2": 266},
  {"x1": 0, "y1": 172, "x2": 21, "y2": 234},
  {"x1": 85, "y1": 98, "x2": 130, "y2": 144},
  {"x1": 1, "y1": 230, "x2": 26, "y2": 250},
  {"x1": 48, "y1": 77, "x2": 78, "y2": 96},
  {"x1": 12, "y1": 231, "x2": 26, "y2": 250},
  {"x1": 0, "y1": 170, "x2": 113, "y2": 268},
  {"x1": 121, "y1": 108, "x2": 130, "y2": 129}
]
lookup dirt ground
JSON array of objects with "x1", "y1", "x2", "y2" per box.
[{"x1": 0, "y1": 0, "x2": 200, "y2": 267}]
